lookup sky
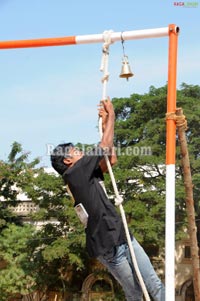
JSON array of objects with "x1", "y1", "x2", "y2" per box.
[{"x1": 0, "y1": 0, "x2": 199, "y2": 167}]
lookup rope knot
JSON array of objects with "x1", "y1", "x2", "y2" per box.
[
  {"x1": 100, "y1": 30, "x2": 113, "y2": 84},
  {"x1": 115, "y1": 195, "x2": 124, "y2": 206},
  {"x1": 176, "y1": 114, "x2": 188, "y2": 130},
  {"x1": 166, "y1": 110, "x2": 188, "y2": 130},
  {"x1": 102, "y1": 30, "x2": 113, "y2": 50}
]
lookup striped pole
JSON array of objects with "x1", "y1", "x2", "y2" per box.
[
  {"x1": 0, "y1": 27, "x2": 169, "y2": 49},
  {"x1": 165, "y1": 24, "x2": 179, "y2": 301}
]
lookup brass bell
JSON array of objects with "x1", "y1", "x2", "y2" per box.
[{"x1": 119, "y1": 55, "x2": 134, "y2": 81}]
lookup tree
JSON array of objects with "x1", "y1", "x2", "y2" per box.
[
  {"x1": 176, "y1": 107, "x2": 200, "y2": 301},
  {"x1": 24, "y1": 169, "x2": 88, "y2": 297},
  {"x1": 1, "y1": 83, "x2": 200, "y2": 299},
  {"x1": 0, "y1": 224, "x2": 35, "y2": 301},
  {"x1": 0, "y1": 142, "x2": 40, "y2": 300},
  {"x1": 109, "y1": 87, "x2": 167, "y2": 252},
  {"x1": 0, "y1": 142, "x2": 88, "y2": 299},
  {"x1": 0, "y1": 142, "x2": 39, "y2": 231},
  {"x1": 108, "y1": 83, "x2": 200, "y2": 253}
]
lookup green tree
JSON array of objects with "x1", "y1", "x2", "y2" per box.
[
  {"x1": 25, "y1": 169, "x2": 88, "y2": 297},
  {"x1": 0, "y1": 142, "x2": 39, "y2": 300},
  {"x1": 175, "y1": 83, "x2": 200, "y2": 239},
  {"x1": 0, "y1": 142, "x2": 39, "y2": 230},
  {"x1": 0, "y1": 223, "x2": 35, "y2": 301},
  {"x1": 1, "y1": 83, "x2": 200, "y2": 299},
  {"x1": 107, "y1": 83, "x2": 200, "y2": 253},
  {"x1": 0, "y1": 142, "x2": 88, "y2": 299}
]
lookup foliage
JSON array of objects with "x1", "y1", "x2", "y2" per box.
[
  {"x1": 0, "y1": 142, "x2": 37, "y2": 230},
  {"x1": 0, "y1": 223, "x2": 35, "y2": 301},
  {"x1": 0, "y1": 83, "x2": 200, "y2": 299},
  {"x1": 0, "y1": 142, "x2": 87, "y2": 299},
  {"x1": 107, "y1": 83, "x2": 200, "y2": 250}
]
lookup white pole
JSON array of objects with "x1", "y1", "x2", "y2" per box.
[
  {"x1": 76, "y1": 27, "x2": 169, "y2": 44},
  {"x1": 165, "y1": 165, "x2": 175, "y2": 301}
]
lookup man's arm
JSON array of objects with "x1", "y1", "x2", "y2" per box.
[
  {"x1": 99, "y1": 145, "x2": 117, "y2": 173},
  {"x1": 98, "y1": 98, "x2": 117, "y2": 173}
]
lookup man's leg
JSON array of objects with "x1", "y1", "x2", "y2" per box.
[
  {"x1": 97, "y1": 244, "x2": 143, "y2": 301},
  {"x1": 127, "y1": 237, "x2": 165, "y2": 301}
]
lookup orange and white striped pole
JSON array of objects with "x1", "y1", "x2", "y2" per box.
[
  {"x1": 165, "y1": 24, "x2": 179, "y2": 301},
  {"x1": 0, "y1": 27, "x2": 169, "y2": 49}
]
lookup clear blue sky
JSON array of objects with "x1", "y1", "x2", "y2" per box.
[{"x1": 0, "y1": 0, "x2": 199, "y2": 167}]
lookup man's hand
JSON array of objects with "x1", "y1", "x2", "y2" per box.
[
  {"x1": 98, "y1": 105, "x2": 108, "y2": 132},
  {"x1": 100, "y1": 97, "x2": 115, "y2": 118},
  {"x1": 99, "y1": 96, "x2": 115, "y2": 152},
  {"x1": 98, "y1": 97, "x2": 117, "y2": 173}
]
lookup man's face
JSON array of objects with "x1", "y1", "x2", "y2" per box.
[{"x1": 63, "y1": 146, "x2": 83, "y2": 168}]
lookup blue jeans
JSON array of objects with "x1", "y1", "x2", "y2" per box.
[{"x1": 97, "y1": 237, "x2": 165, "y2": 301}]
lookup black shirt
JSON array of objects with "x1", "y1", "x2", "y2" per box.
[{"x1": 62, "y1": 146, "x2": 126, "y2": 258}]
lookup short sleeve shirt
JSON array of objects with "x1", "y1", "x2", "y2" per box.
[{"x1": 62, "y1": 146, "x2": 126, "y2": 258}]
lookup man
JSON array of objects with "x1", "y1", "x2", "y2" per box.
[{"x1": 51, "y1": 98, "x2": 165, "y2": 301}]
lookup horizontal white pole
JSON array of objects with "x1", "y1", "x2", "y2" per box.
[{"x1": 76, "y1": 27, "x2": 170, "y2": 44}]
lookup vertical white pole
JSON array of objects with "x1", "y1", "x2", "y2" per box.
[{"x1": 165, "y1": 165, "x2": 176, "y2": 301}]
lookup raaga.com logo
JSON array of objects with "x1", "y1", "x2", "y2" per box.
[{"x1": 174, "y1": 1, "x2": 199, "y2": 7}]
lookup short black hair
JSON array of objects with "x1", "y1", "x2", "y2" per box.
[{"x1": 50, "y1": 143, "x2": 74, "y2": 175}]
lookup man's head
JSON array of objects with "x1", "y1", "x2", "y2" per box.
[{"x1": 50, "y1": 143, "x2": 83, "y2": 175}]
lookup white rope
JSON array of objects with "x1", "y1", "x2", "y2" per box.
[
  {"x1": 99, "y1": 31, "x2": 151, "y2": 301},
  {"x1": 100, "y1": 30, "x2": 113, "y2": 102}
]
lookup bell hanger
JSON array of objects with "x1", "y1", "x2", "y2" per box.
[{"x1": 119, "y1": 33, "x2": 134, "y2": 81}]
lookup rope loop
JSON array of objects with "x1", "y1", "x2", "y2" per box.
[
  {"x1": 102, "y1": 30, "x2": 113, "y2": 52},
  {"x1": 115, "y1": 195, "x2": 124, "y2": 206},
  {"x1": 101, "y1": 74, "x2": 109, "y2": 83},
  {"x1": 100, "y1": 30, "x2": 113, "y2": 84},
  {"x1": 176, "y1": 114, "x2": 188, "y2": 130},
  {"x1": 165, "y1": 111, "x2": 176, "y2": 121},
  {"x1": 166, "y1": 111, "x2": 188, "y2": 130}
]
